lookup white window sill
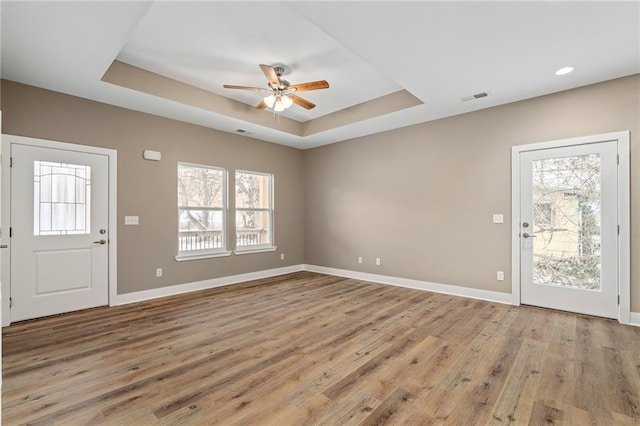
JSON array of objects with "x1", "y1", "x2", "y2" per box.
[
  {"x1": 234, "y1": 246, "x2": 277, "y2": 255},
  {"x1": 175, "y1": 251, "x2": 232, "y2": 262}
]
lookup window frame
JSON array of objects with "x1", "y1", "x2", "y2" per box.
[
  {"x1": 175, "y1": 162, "x2": 231, "y2": 262},
  {"x1": 234, "y1": 169, "x2": 276, "y2": 255}
]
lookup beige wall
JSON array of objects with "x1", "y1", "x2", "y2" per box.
[
  {"x1": 304, "y1": 75, "x2": 640, "y2": 310},
  {"x1": 1, "y1": 80, "x2": 305, "y2": 294},
  {"x1": 2, "y1": 75, "x2": 639, "y2": 311}
]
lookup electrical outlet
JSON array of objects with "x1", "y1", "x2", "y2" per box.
[
  {"x1": 375, "y1": 258, "x2": 381, "y2": 266},
  {"x1": 497, "y1": 271, "x2": 504, "y2": 281},
  {"x1": 156, "y1": 268, "x2": 162, "y2": 278},
  {"x1": 280, "y1": 253, "x2": 285, "y2": 261},
  {"x1": 358, "y1": 256, "x2": 363, "y2": 264}
]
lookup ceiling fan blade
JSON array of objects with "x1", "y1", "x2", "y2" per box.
[
  {"x1": 259, "y1": 64, "x2": 280, "y2": 88},
  {"x1": 290, "y1": 95, "x2": 316, "y2": 110},
  {"x1": 289, "y1": 80, "x2": 329, "y2": 92},
  {"x1": 256, "y1": 100, "x2": 267, "y2": 110},
  {"x1": 223, "y1": 84, "x2": 266, "y2": 91}
]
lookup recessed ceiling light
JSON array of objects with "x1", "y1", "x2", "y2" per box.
[{"x1": 555, "y1": 66, "x2": 575, "y2": 76}]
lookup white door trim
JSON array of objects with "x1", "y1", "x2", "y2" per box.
[
  {"x1": 1, "y1": 134, "x2": 117, "y2": 326},
  {"x1": 511, "y1": 131, "x2": 630, "y2": 324}
]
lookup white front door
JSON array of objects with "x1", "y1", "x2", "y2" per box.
[
  {"x1": 518, "y1": 140, "x2": 619, "y2": 318},
  {"x1": 10, "y1": 143, "x2": 109, "y2": 322}
]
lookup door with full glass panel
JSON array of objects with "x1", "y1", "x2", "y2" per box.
[
  {"x1": 519, "y1": 141, "x2": 618, "y2": 318},
  {"x1": 11, "y1": 143, "x2": 109, "y2": 321}
]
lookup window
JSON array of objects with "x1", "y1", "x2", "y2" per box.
[
  {"x1": 177, "y1": 163, "x2": 229, "y2": 260},
  {"x1": 34, "y1": 161, "x2": 91, "y2": 236},
  {"x1": 235, "y1": 170, "x2": 275, "y2": 253}
]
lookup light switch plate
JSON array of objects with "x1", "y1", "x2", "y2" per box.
[
  {"x1": 125, "y1": 216, "x2": 139, "y2": 225},
  {"x1": 492, "y1": 214, "x2": 504, "y2": 224}
]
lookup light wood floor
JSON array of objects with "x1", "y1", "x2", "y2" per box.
[{"x1": 3, "y1": 272, "x2": 640, "y2": 425}]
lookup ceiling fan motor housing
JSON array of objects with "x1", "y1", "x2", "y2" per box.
[{"x1": 272, "y1": 66, "x2": 290, "y2": 89}]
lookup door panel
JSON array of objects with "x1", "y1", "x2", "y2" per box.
[
  {"x1": 35, "y1": 249, "x2": 92, "y2": 293},
  {"x1": 11, "y1": 144, "x2": 109, "y2": 321},
  {"x1": 519, "y1": 141, "x2": 618, "y2": 318}
]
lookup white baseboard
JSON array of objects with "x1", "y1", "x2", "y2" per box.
[
  {"x1": 111, "y1": 263, "x2": 512, "y2": 308},
  {"x1": 303, "y1": 264, "x2": 513, "y2": 305},
  {"x1": 112, "y1": 265, "x2": 304, "y2": 306},
  {"x1": 111, "y1": 263, "x2": 636, "y2": 326}
]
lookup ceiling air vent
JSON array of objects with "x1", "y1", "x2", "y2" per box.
[{"x1": 461, "y1": 92, "x2": 489, "y2": 102}]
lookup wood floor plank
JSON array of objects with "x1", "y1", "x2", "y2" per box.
[
  {"x1": 488, "y1": 337, "x2": 547, "y2": 424},
  {"x1": 3, "y1": 271, "x2": 640, "y2": 425}
]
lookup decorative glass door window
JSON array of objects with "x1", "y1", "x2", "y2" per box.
[{"x1": 34, "y1": 161, "x2": 91, "y2": 236}]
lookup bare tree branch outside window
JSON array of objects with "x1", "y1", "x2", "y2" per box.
[
  {"x1": 177, "y1": 164, "x2": 225, "y2": 252},
  {"x1": 235, "y1": 171, "x2": 273, "y2": 247},
  {"x1": 532, "y1": 154, "x2": 601, "y2": 290}
]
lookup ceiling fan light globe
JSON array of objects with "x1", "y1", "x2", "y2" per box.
[
  {"x1": 274, "y1": 101, "x2": 286, "y2": 112},
  {"x1": 264, "y1": 94, "x2": 276, "y2": 108},
  {"x1": 281, "y1": 95, "x2": 293, "y2": 109}
]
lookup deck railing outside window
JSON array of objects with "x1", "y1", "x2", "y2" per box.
[{"x1": 178, "y1": 229, "x2": 267, "y2": 251}]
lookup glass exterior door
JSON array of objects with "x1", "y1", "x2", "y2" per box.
[{"x1": 519, "y1": 141, "x2": 618, "y2": 318}]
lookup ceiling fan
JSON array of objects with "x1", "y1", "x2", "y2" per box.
[{"x1": 223, "y1": 64, "x2": 329, "y2": 112}]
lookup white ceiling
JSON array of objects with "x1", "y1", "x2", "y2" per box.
[{"x1": 2, "y1": 1, "x2": 639, "y2": 149}]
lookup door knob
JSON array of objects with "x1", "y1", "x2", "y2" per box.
[
  {"x1": 522, "y1": 232, "x2": 536, "y2": 239},
  {"x1": 93, "y1": 239, "x2": 107, "y2": 245}
]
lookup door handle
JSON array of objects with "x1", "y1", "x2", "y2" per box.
[
  {"x1": 0, "y1": 245, "x2": 7, "y2": 249},
  {"x1": 93, "y1": 239, "x2": 107, "y2": 245},
  {"x1": 522, "y1": 232, "x2": 536, "y2": 239}
]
